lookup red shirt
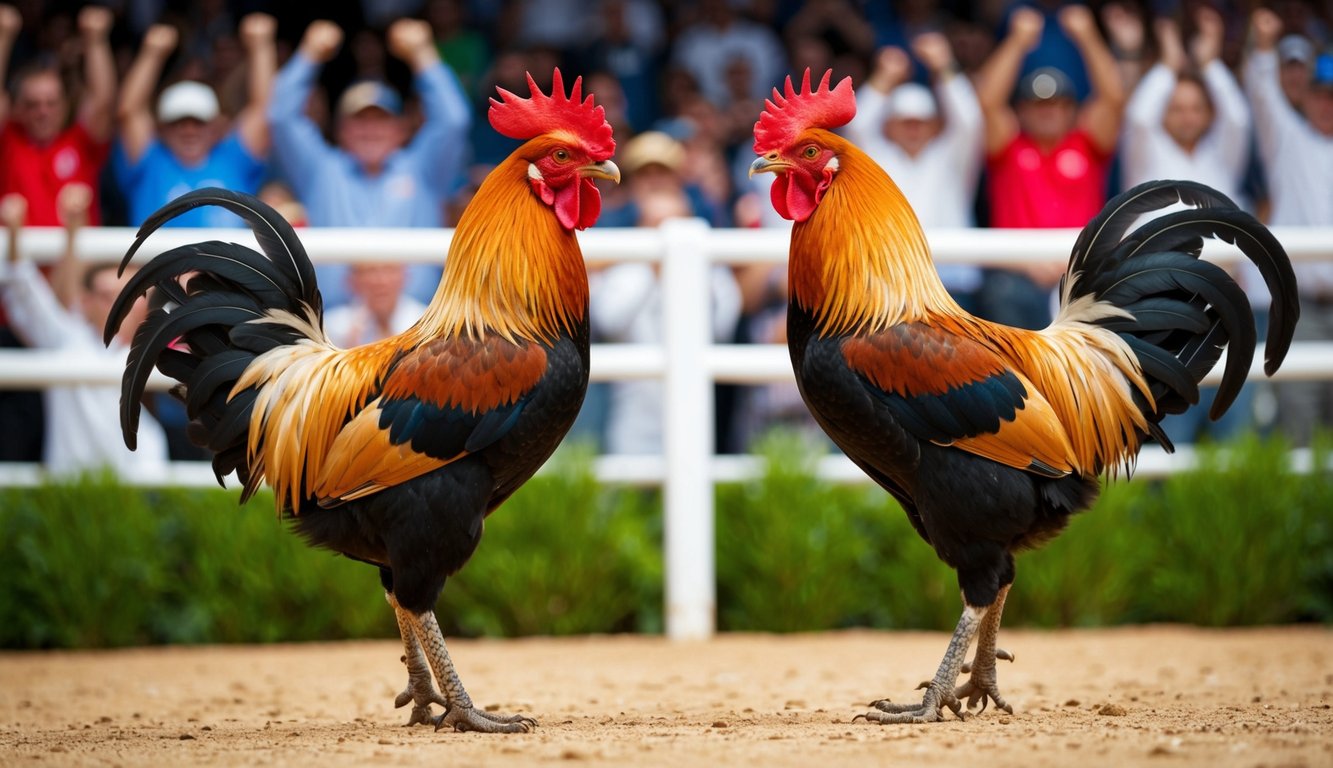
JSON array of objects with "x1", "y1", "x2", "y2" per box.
[
  {"x1": 0, "y1": 121, "x2": 109, "y2": 226},
  {"x1": 986, "y1": 129, "x2": 1111, "y2": 229}
]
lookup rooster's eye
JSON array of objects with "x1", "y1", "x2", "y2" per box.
[
  {"x1": 553, "y1": 149, "x2": 570, "y2": 163},
  {"x1": 803, "y1": 146, "x2": 819, "y2": 159}
]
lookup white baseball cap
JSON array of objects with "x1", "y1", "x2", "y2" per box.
[
  {"x1": 887, "y1": 83, "x2": 938, "y2": 121},
  {"x1": 157, "y1": 81, "x2": 220, "y2": 123}
]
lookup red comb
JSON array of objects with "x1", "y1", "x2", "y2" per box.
[
  {"x1": 753, "y1": 69, "x2": 856, "y2": 155},
  {"x1": 488, "y1": 68, "x2": 615, "y2": 160}
]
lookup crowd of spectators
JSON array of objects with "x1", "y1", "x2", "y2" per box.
[{"x1": 1, "y1": 0, "x2": 1331, "y2": 475}]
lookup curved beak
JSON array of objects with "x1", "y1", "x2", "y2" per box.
[
  {"x1": 580, "y1": 159, "x2": 621, "y2": 184},
  {"x1": 749, "y1": 154, "x2": 791, "y2": 177}
]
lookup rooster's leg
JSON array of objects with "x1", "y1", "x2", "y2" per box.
[
  {"x1": 855, "y1": 604, "x2": 984, "y2": 724},
  {"x1": 400, "y1": 607, "x2": 537, "y2": 734},
  {"x1": 954, "y1": 584, "x2": 1015, "y2": 715},
  {"x1": 388, "y1": 593, "x2": 448, "y2": 726}
]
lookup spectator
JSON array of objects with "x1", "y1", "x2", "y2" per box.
[
  {"x1": 323, "y1": 263, "x2": 426, "y2": 348},
  {"x1": 0, "y1": 4, "x2": 115, "y2": 226},
  {"x1": 602, "y1": 130, "x2": 721, "y2": 227},
  {"x1": 1245, "y1": 9, "x2": 1333, "y2": 446},
  {"x1": 268, "y1": 19, "x2": 470, "y2": 309},
  {"x1": 1123, "y1": 9, "x2": 1255, "y2": 444},
  {"x1": 672, "y1": 4, "x2": 786, "y2": 109},
  {"x1": 1277, "y1": 33, "x2": 1315, "y2": 108},
  {"x1": 975, "y1": 5, "x2": 1125, "y2": 329},
  {"x1": 113, "y1": 14, "x2": 277, "y2": 228},
  {"x1": 0, "y1": 187, "x2": 168, "y2": 478},
  {"x1": 845, "y1": 34, "x2": 984, "y2": 310},
  {"x1": 591, "y1": 176, "x2": 740, "y2": 455}
]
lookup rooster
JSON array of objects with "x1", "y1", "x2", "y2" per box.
[
  {"x1": 104, "y1": 70, "x2": 620, "y2": 733},
  {"x1": 749, "y1": 71, "x2": 1298, "y2": 724}
]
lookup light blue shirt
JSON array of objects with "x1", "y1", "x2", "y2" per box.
[
  {"x1": 113, "y1": 133, "x2": 267, "y2": 228},
  {"x1": 268, "y1": 54, "x2": 471, "y2": 307}
]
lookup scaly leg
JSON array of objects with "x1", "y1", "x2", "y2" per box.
[
  {"x1": 387, "y1": 593, "x2": 448, "y2": 726},
  {"x1": 399, "y1": 607, "x2": 537, "y2": 733},
  {"x1": 855, "y1": 604, "x2": 984, "y2": 724},
  {"x1": 955, "y1": 584, "x2": 1015, "y2": 715}
]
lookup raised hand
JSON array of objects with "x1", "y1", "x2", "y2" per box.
[
  {"x1": 0, "y1": 4, "x2": 22, "y2": 40},
  {"x1": 143, "y1": 23, "x2": 178, "y2": 56},
  {"x1": 77, "y1": 4, "x2": 112, "y2": 40},
  {"x1": 387, "y1": 18, "x2": 435, "y2": 65},
  {"x1": 912, "y1": 32, "x2": 956, "y2": 76},
  {"x1": 57, "y1": 183, "x2": 92, "y2": 232},
  {"x1": 1100, "y1": 3, "x2": 1144, "y2": 57},
  {"x1": 1155, "y1": 17, "x2": 1186, "y2": 72},
  {"x1": 1191, "y1": 6, "x2": 1224, "y2": 65},
  {"x1": 299, "y1": 20, "x2": 343, "y2": 64},
  {"x1": 1008, "y1": 7, "x2": 1045, "y2": 51},
  {"x1": 239, "y1": 12, "x2": 276, "y2": 50},
  {"x1": 1250, "y1": 8, "x2": 1282, "y2": 51},
  {"x1": 1058, "y1": 4, "x2": 1100, "y2": 44},
  {"x1": 869, "y1": 46, "x2": 912, "y2": 91}
]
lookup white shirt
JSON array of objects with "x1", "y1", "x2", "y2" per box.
[
  {"x1": 1, "y1": 259, "x2": 169, "y2": 478},
  {"x1": 591, "y1": 259, "x2": 741, "y2": 454},
  {"x1": 1123, "y1": 61, "x2": 1251, "y2": 203},
  {"x1": 1244, "y1": 49, "x2": 1333, "y2": 295},
  {"x1": 322, "y1": 295, "x2": 428, "y2": 348},
  {"x1": 845, "y1": 75, "x2": 985, "y2": 293}
]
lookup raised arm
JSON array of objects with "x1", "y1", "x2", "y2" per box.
[
  {"x1": 117, "y1": 23, "x2": 179, "y2": 163},
  {"x1": 976, "y1": 7, "x2": 1044, "y2": 156},
  {"x1": 847, "y1": 46, "x2": 911, "y2": 147},
  {"x1": 75, "y1": 5, "x2": 116, "y2": 141},
  {"x1": 49, "y1": 182, "x2": 91, "y2": 310},
  {"x1": 0, "y1": 193, "x2": 77, "y2": 348},
  {"x1": 268, "y1": 20, "x2": 342, "y2": 196},
  {"x1": 1100, "y1": 2, "x2": 1147, "y2": 89},
  {"x1": 2, "y1": 193, "x2": 21, "y2": 266},
  {"x1": 235, "y1": 13, "x2": 277, "y2": 158},
  {"x1": 914, "y1": 32, "x2": 981, "y2": 144},
  {"x1": 1243, "y1": 9, "x2": 1295, "y2": 161},
  {"x1": 0, "y1": 5, "x2": 21, "y2": 125},
  {"x1": 1063, "y1": 4, "x2": 1127, "y2": 154},
  {"x1": 1192, "y1": 7, "x2": 1250, "y2": 173},
  {"x1": 1125, "y1": 18, "x2": 1184, "y2": 131},
  {"x1": 387, "y1": 19, "x2": 471, "y2": 196}
]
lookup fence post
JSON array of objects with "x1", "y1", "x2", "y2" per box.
[{"x1": 659, "y1": 217, "x2": 715, "y2": 640}]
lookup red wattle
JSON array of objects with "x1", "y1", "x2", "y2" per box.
[
  {"x1": 553, "y1": 178, "x2": 602, "y2": 231},
  {"x1": 783, "y1": 171, "x2": 819, "y2": 223}
]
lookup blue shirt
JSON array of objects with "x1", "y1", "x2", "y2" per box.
[
  {"x1": 113, "y1": 133, "x2": 267, "y2": 228},
  {"x1": 268, "y1": 54, "x2": 472, "y2": 307}
]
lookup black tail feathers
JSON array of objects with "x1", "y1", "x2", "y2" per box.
[
  {"x1": 1062, "y1": 180, "x2": 1299, "y2": 449},
  {"x1": 104, "y1": 188, "x2": 321, "y2": 488}
]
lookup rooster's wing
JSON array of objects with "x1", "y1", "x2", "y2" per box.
[
  {"x1": 314, "y1": 335, "x2": 549, "y2": 504},
  {"x1": 841, "y1": 322, "x2": 1077, "y2": 478}
]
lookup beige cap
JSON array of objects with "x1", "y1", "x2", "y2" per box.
[
  {"x1": 337, "y1": 81, "x2": 403, "y2": 117},
  {"x1": 621, "y1": 130, "x2": 686, "y2": 174}
]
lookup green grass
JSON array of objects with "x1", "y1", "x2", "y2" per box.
[{"x1": 0, "y1": 434, "x2": 1328, "y2": 648}]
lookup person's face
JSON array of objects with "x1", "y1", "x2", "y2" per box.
[
  {"x1": 1304, "y1": 87, "x2": 1333, "y2": 137},
  {"x1": 337, "y1": 109, "x2": 406, "y2": 172},
  {"x1": 348, "y1": 263, "x2": 407, "y2": 320},
  {"x1": 14, "y1": 71, "x2": 67, "y2": 144},
  {"x1": 1016, "y1": 97, "x2": 1077, "y2": 143},
  {"x1": 884, "y1": 116, "x2": 942, "y2": 157},
  {"x1": 629, "y1": 163, "x2": 681, "y2": 197},
  {"x1": 85, "y1": 266, "x2": 144, "y2": 344},
  {"x1": 1280, "y1": 60, "x2": 1311, "y2": 107},
  {"x1": 160, "y1": 118, "x2": 216, "y2": 167},
  {"x1": 1163, "y1": 80, "x2": 1214, "y2": 149}
]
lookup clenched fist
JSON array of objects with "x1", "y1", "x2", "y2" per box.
[{"x1": 300, "y1": 20, "x2": 343, "y2": 64}]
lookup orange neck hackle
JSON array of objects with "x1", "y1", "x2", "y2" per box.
[
  {"x1": 788, "y1": 131, "x2": 958, "y2": 336},
  {"x1": 414, "y1": 149, "x2": 589, "y2": 345}
]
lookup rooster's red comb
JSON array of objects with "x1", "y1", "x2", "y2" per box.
[
  {"x1": 752, "y1": 69, "x2": 856, "y2": 155},
  {"x1": 488, "y1": 68, "x2": 615, "y2": 160}
]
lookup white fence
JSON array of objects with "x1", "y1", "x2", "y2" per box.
[{"x1": 3, "y1": 222, "x2": 1333, "y2": 640}]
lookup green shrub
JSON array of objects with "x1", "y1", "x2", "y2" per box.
[{"x1": 0, "y1": 433, "x2": 1328, "y2": 648}]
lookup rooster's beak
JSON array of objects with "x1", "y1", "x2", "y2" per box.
[
  {"x1": 580, "y1": 160, "x2": 621, "y2": 184},
  {"x1": 749, "y1": 155, "x2": 791, "y2": 177}
]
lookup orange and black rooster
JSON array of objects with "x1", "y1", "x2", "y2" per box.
[
  {"x1": 105, "y1": 70, "x2": 619, "y2": 733},
  {"x1": 750, "y1": 71, "x2": 1299, "y2": 724}
]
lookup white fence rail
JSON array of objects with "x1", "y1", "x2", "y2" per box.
[{"x1": 3, "y1": 223, "x2": 1332, "y2": 640}]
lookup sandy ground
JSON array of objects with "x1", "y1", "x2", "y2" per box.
[{"x1": 0, "y1": 626, "x2": 1329, "y2": 768}]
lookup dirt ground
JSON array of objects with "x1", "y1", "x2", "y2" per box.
[{"x1": 1, "y1": 626, "x2": 1329, "y2": 768}]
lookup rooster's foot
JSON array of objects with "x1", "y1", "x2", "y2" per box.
[
  {"x1": 394, "y1": 654, "x2": 449, "y2": 726},
  {"x1": 955, "y1": 648, "x2": 1015, "y2": 715},
  {"x1": 436, "y1": 705, "x2": 537, "y2": 734},
  {"x1": 855, "y1": 682, "x2": 965, "y2": 724}
]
